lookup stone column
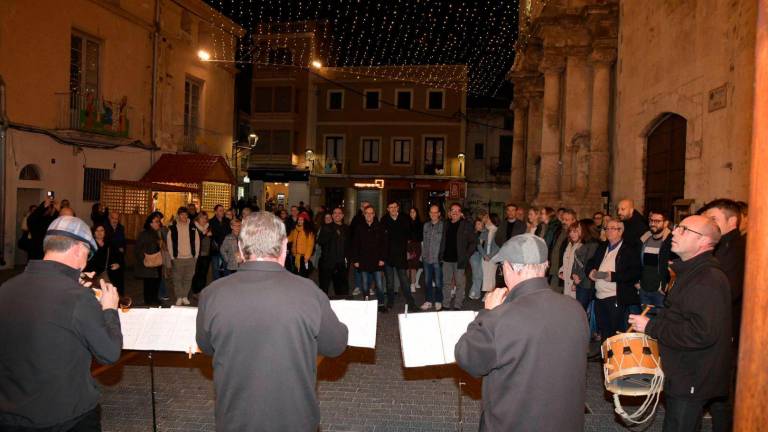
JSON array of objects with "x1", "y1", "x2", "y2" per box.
[
  {"x1": 562, "y1": 49, "x2": 592, "y2": 197},
  {"x1": 536, "y1": 54, "x2": 566, "y2": 204},
  {"x1": 524, "y1": 88, "x2": 544, "y2": 203},
  {"x1": 510, "y1": 97, "x2": 528, "y2": 202},
  {"x1": 587, "y1": 47, "x2": 616, "y2": 199}
]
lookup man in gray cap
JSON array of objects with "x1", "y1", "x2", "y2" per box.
[
  {"x1": 455, "y1": 233, "x2": 589, "y2": 431},
  {"x1": 0, "y1": 216, "x2": 123, "y2": 431}
]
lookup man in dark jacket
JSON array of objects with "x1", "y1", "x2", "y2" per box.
[
  {"x1": 104, "y1": 210, "x2": 126, "y2": 296},
  {"x1": 26, "y1": 197, "x2": 59, "y2": 260},
  {"x1": 456, "y1": 234, "x2": 589, "y2": 431},
  {"x1": 617, "y1": 199, "x2": 649, "y2": 246},
  {"x1": 317, "y1": 207, "x2": 351, "y2": 297},
  {"x1": 439, "y1": 203, "x2": 477, "y2": 310},
  {"x1": 350, "y1": 205, "x2": 389, "y2": 311},
  {"x1": 639, "y1": 210, "x2": 675, "y2": 310},
  {"x1": 629, "y1": 215, "x2": 732, "y2": 432},
  {"x1": 587, "y1": 219, "x2": 643, "y2": 341},
  {"x1": 0, "y1": 216, "x2": 122, "y2": 430},
  {"x1": 209, "y1": 204, "x2": 231, "y2": 280},
  {"x1": 349, "y1": 200, "x2": 370, "y2": 296},
  {"x1": 197, "y1": 212, "x2": 348, "y2": 432},
  {"x1": 380, "y1": 200, "x2": 416, "y2": 310},
  {"x1": 548, "y1": 209, "x2": 576, "y2": 292},
  {"x1": 494, "y1": 203, "x2": 526, "y2": 246}
]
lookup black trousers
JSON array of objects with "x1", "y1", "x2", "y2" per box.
[
  {"x1": 663, "y1": 394, "x2": 706, "y2": 432},
  {"x1": 142, "y1": 277, "x2": 161, "y2": 306},
  {"x1": 106, "y1": 267, "x2": 124, "y2": 296},
  {"x1": 595, "y1": 296, "x2": 626, "y2": 340},
  {"x1": 318, "y1": 263, "x2": 349, "y2": 297},
  {"x1": 0, "y1": 405, "x2": 101, "y2": 432},
  {"x1": 191, "y1": 255, "x2": 211, "y2": 294}
]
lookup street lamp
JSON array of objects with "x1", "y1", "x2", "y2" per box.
[
  {"x1": 243, "y1": 174, "x2": 251, "y2": 184},
  {"x1": 233, "y1": 133, "x2": 259, "y2": 190},
  {"x1": 311, "y1": 60, "x2": 323, "y2": 69},
  {"x1": 457, "y1": 152, "x2": 466, "y2": 176},
  {"x1": 197, "y1": 49, "x2": 211, "y2": 61}
]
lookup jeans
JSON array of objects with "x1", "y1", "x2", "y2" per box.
[
  {"x1": 191, "y1": 255, "x2": 211, "y2": 294},
  {"x1": 575, "y1": 284, "x2": 594, "y2": 312},
  {"x1": 361, "y1": 271, "x2": 385, "y2": 306},
  {"x1": 442, "y1": 262, "x2": 467, "y2": 309},
  {"x1": 211, "y1": 254, "x2": 225, "y2": 280},
  {"x1": 354, "y1": 268, "x2": 363, "y2": 290},
  {"x1": 171, "y1": 257, "x2": 196, "y2": 301},
  {"x1": 384, "y1": 265, "x2": 415, "y2": 307},
  {"x1": 640, "y1": 290, "x2": 666, "y2": 313},
  {"x1": 469, "y1": 252, "x2": 483, "y2": 299},
  {"x1": 423, "y1": 262, "x2": 443, "y2": 304},
  {"x1": 663, "y1": 394, "x2": 706, "y2": 432},
  {"x1": 595, "y1": 296, "x2": 626, "y2": 340}
]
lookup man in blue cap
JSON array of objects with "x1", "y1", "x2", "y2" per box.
[
  {"x1": 455, "y1": 233, "x2": 589, "y2": 431},
  {"x1": 0, "y1": 216, "x2": 123, "y2": 431}
]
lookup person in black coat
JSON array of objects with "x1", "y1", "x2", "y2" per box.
[
  {"x1": 316, "y1": 207, "x2": 351, "y2": 297},
  {"x1": 380, "y1": 201, "x2": 416, "y2": 310},
  {"x1": 617, "y1": 199, "x2": 649, "y2": 246},
  {"x1": 494, "y1": 203, "x2": 527, "y2": 247},
  {"x1": 586, "y1": 219, "x2": 642, "y2": 340},
  {"x1": 103, "y1": 211, "x2": 126, "y2": 296},
  {"x1": 26, "y1": 197, "x2": 59, "y2": 260},
  {"x1": 350, "y1": 205, "x2": 388, "y2": 311},
  {"x1": 629, "y1": 215, "x2": 732, "y2": 432},
  {"x1": 134, "y1": 214, "x2": 163, "y2": 306}
]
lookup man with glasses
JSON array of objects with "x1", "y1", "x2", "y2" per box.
[
  {"x1": 639, "y1": 211, "x2": 675, "y2": 309},
  {"x1": 629, "y1": 215, "x2": 732, "y2": 432},
  {"x1": 586, "y1": 219, "x2": 642, "y2": 342}
]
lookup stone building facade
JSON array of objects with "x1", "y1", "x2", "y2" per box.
[{"x1": 510, "y1": 0, "x2": 757, "y2": 219}]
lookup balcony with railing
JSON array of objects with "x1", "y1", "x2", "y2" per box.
[
  {"x1": 171, "y1": 125, "x2": 229, "y2": 154},
  {"x1": 56, "y1": 92, "x2": 135, "y2": 138}
]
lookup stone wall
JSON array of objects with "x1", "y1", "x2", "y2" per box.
[{"x1": 614, "y1": 0, "x2": 757, "y2": 209}]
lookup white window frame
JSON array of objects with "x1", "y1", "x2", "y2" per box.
[
  {"x1": 360, "y1": 136, "x2": 381, "y2": 165},
  {"x1": 395, "y1": 88, "x2": 413, "y2": 110},
  {"x1": 391, "y1": 137, "x2": 412, "y2": 165},
  {"x1": 426, "y1": 89, "x2": 446, "y2": 111},
  {"x1": 327, "y1": 89, "x2": 345, "y2": 111},
  {"x1": 70, "y1": 31, "x2": 102, "y2": 98},
  {"x1": 184, "y1": 76, "x2": 203, "y2": 138},
  {"x1": 363, "y1": 89, "x2": 381, "y2": 110}
]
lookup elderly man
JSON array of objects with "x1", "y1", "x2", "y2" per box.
[
  {"x1": 0, "y1": 216, "x2": 122, "y2": 431},
  {"x1": 197, "y1": 212, "x2": 348, "y2": 432},
  {"x1": 455, "y1": 234, "x2": 589, "y2": 431},
  {"x1": 629, "y1": 215, "x2": 732, "y2": 432},
  {"x1": 439, "y1": 203, "x2": 477, "y2": 310}
]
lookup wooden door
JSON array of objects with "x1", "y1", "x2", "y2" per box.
[{"x1": 644, "y1": 114, "x2": 686, "y2": 217}]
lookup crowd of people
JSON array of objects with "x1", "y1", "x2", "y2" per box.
[{"x1": 2, "y1": 193, "x2": 748, "y2": 431}]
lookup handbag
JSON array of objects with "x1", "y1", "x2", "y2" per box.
[{"x1": 144, "y1": 250, "x2": 163, "y2": 268}]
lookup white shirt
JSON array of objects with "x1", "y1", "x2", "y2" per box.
[
  {"x1": 595, "y1": 242, "x2": 621, "y2": 299},
  {"x1": 560, "y1": 242, "x2": 581, "y2": 298}
]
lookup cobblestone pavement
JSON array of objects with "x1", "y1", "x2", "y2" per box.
[{"x1": 1, "y1": 267, "x2": 713, "y2": 431}]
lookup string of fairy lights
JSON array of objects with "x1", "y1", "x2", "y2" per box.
[{"x1": 198, "y1": 0, "x2": 520, "y2": 97}]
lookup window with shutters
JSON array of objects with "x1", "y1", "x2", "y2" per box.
[
  {"x1": 392, "y1": 138, "x2": 411, "y2": 164},
  {"x1": 361, "y1": 138, "x2": 380, "y2": 164}
]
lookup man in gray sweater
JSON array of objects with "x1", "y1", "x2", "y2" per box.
[{"x1": 196, "y1": 212, "x2": 348, "y2": 432}]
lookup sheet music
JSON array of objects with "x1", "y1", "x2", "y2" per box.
[
  {"x1": 329, "y1": 300, "x2": 378, "y2": 348},
  {"x1": 398, "y1": 311, "x2": 478, "y2": 367},
  {"x1": 118, "y1": 307, "x2": 199, "y2": 353}
]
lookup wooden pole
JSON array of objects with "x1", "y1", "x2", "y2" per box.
[{"x1": 734, "y1": 1, "x2": 768, "y2": 430}]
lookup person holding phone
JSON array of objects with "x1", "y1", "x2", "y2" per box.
[{"x1": 26, "y1": 195, "x2": 60, "y2": 260}]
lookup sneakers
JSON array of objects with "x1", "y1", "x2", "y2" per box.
[
  {"x1": 434, "y1": 302, "x2": 443, "y2": 311},
  {"x1": 175, "y1": 297, "x2": 184, "y2": 306},
  {"x1": 420, "y1": 302, "x2": 433, "y2": 311},
  {"x1": 352, "y1": 287, "x2": 361, "y2": 296},
  {"x1": 468, "y1": 293, "x2": 481, "y2": 300}
]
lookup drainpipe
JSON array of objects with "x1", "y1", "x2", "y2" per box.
[
  {"x1": 0, "y1": 75, "x2": 8, "y2": 266},
  {"x1": 149, "y1": 0, "x2": 161, "y2": 163}
]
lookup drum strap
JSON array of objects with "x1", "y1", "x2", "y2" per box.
[{"x1": 612, "y1": 370, "x2": 664, "y2": 425}]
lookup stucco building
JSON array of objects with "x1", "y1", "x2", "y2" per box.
[
  {"x1": 0, "y1": 0, "x2": 243, "y2": 268},
  {"x1": 509, "y1": 0, "x2": 757, "y2": 219}
]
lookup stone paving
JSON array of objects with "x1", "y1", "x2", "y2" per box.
[{"x1": 1, "y1": 267, "x2": 713, "y2": 431}]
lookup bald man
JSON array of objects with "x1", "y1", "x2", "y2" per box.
[
  {"x1": 616, "y1": 199, "x2": 649, "y2": 246},
  {"x1": 629, "y1": 215, "x2": 732, "y2": 432}
]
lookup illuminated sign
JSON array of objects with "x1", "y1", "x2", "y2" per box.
[{"x1": 353, "y1": 179, "x2": 385, "y2": 189}]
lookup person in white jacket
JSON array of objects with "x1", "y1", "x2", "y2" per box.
[{"x1": 166, "y1": 207, "x2": 200, "y2": 305}]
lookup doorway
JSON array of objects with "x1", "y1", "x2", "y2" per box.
[
  {"x1": 387, "y1": 189, "x2": 414, "y2": 214},
  {"x1": 15, "y1": 188, "x2": 43, "y2": 266},
  {"x1": 644, "y1": 114, "x2": 686, "y2": 218},
  {"x1": 356, "y1": 189, "x2": 381, "y2": 216},
  {"x1": 264, "y1": 182, "x2": 289, "y2": 212}
]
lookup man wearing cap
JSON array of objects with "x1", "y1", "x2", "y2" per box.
[
  {"x1": 0, "y1": 216, "x2": 123, "y2": 431},
  {"x1": 455, "y1": 234, "x2": 589, "y2": 431}
]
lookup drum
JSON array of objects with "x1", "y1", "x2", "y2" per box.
[{"x1": 601, "y1": 332, "x2": 663, "y2": 396}]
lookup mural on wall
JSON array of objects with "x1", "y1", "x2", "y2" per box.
[{"x1": 77, "y1": 93, "x2": 129, "y2": 137}]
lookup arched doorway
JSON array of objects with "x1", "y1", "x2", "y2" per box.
[{"x1": 644, "y1": 114, "x2": 686, "y2": 218}]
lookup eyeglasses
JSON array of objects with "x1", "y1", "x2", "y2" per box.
[
  {"x1": 674, "y1": 225, "x2": 704, "y2": 236},
  {"x1": 649, "y1": 218, "x2": 665, "y2": 224}
]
